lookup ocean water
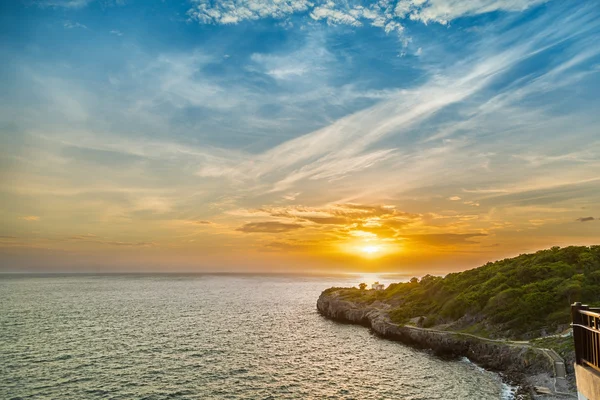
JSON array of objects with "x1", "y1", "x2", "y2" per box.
[{"x1": 1, "y1": 274, "x2": 513, "y2": 399}]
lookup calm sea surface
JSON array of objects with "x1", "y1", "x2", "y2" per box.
[{"x1": 1, "y1": 275, "x2": 513, "y2": 399}]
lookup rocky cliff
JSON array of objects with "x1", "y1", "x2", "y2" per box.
[{"x1": 317, "y1": 290, "x2": 554, "y2": 386}]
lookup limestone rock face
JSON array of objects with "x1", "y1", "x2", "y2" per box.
[{"x1": 317, "y1": 291, "x2": 552, "y2": 378}]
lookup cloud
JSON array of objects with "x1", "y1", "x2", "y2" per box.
[
  {"x1": 402, "y1": 233, "x2": 487, "y2": 246},
  {"x1": 63, "y1": 21, "x2": 88, "y2": 29},
  {"x1": 303, "y1": 216, "x2": 350, "y2": 225},
  {"x1": 264, "y1": 240, "x2": 314, "y2": 252},
  {"x1": 576, "y1": 217, "x2": 595, "y2": 223},
  {"x1": 482, "y1": 178, "x2": 600, "y2": 208},
  {"x1": 252, "y1": 61, "x2": 502, "y2": 192},
  {"x1": 188, "y1": 0, "x2": 313, "y2": 25},
  {"x1": 249, "y1": 204, "x2": 422, "y2": 240},
  {"x1": 282, "y1": 192, "x2": 300, "y2": 201},
  {"x1": 29, "y1": 3, "x2": 598, "y2": 210},
  {"x1": 110, "y1": 30, "x2": 123, "y2": 36},
  {"x1": 41, "y1": 0, "x2": 93, "y2": 8},
  {"x1": 134, "y1": 52, "x2": 242, "y2": 111},
  {"x1": 250, "y1": 35, "x2": 334, "y2": 81},
  {"x1": 39, "y1": 0, "x2": 125, "y2": 8},
  {"x1": 192, "y1": 220, "x2": 213, "y2": 225},
  {"x1": 260, "y1": 203, "x2": 419, "y2": 223},
  {"x1": 239, "y1": 9, "x2": 598, "y2": 195},
  {"x1": 309, "y1": 5, "x2": 363, "y2": 27},
  {"x1": 449, "y1": 196, "x2": 461, "y2": 201},
  {"x1": 351, "y1": 223, "x2": 398, "y2": 238},
  {"x1": 188, "y1": 0, "x2": 547, "y2": 35},
  {"x1": 332, "y1": 204, "x2": 403, "y2": 218},
  {"x1": 69, "y1": 234, "x2": 98, "y2": 240},
  {"x1": 105, "y1": 241, "x2": 154, "y2": 247},
  {"x1": 21, "y1": 216, "x2": 40, "y2": 221},
  {"x1": 67, "y1": 234, "x2": 155, "y2": 247},
  {"x1": 236, "y1": 221, "x2": 304, "y2": 233},
  {"x1": 396, "y1": 0, "x2": 548, "y2": 24}
]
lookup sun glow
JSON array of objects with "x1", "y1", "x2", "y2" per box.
[
  {"x1": 361, "y1": 245, "x2": 381, "y2": 254},
  {"x1": 340, "y1": 239, "x2": 401, "y2": 259}
]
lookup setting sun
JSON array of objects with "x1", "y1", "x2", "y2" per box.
[
  {"x1": 340, "y1": 240, "x2": 401, "y2": 259},
  {"x1": 361, "y1": 245, "x2": 381, "y2": 254}
]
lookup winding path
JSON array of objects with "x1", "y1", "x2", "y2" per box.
[
  {"x1": 388, "y1": 323, "x2": 576, "y2": 397},
  {"x1": 540, "y1": 348, "x2": 573, "y2": 396}
]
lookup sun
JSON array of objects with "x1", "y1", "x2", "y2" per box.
[
  {"x1": 341, "y1": 240, "x2": 397, "y2": 259},
  {"x1": 361, "y1": 245, "x2": 381, "y2": 255}
]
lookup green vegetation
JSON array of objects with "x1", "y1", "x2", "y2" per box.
[{"x1": 333, "y1": 246, "x2": 600, "y2": 339}]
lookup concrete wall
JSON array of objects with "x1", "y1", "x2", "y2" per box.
[{"x1": 575, "y1": 363, "x2": 600, "y2": 400}]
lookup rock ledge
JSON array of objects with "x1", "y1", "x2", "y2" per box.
[{"x1": 317, "y1": 291, "x2": 556, "y2": 395}]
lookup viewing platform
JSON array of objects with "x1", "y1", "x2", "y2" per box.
[{"x1": 571, "y1": 303, "x2": 600, "y2": 400}]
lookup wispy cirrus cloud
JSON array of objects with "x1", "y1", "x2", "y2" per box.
[
  {"x1": 241, "y1": 40, "x2": 542, "y2": 192},
  {"x1": 264, "y1": 240, "x2": 314, "y2": 252},
  {"x1": 397, "y1": 0, "x2": 549, "y2": 24},
  {"x1": 68, "y1": 234, "x2": 155, "y2": 247},
  {"x1": 250, "y1": 35, "x2": 334, "y2": 81},
  {"x1": 13, "y1": 2, "x2": 599, "y2": 222},
  {"x1": 236, "y1": 221, "x2": 304, "y2": 233},
  {"x1": 40, "y1": 0, "x2": 93, "y2": 8},
  {"x1": 37, "y1": 0, "x2": 125, "y2": 8},
  {"x1": 63, "y1": 21, "x2": 88, "y2": 29},
  {"x1": 401, "y1": 233, "x2": 488, "y2": 246}
]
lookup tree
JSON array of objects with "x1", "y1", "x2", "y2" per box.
[
  {"x1": 332, "y1": 246, "x2": 600, "y2": 338},
  {"x1": 359, "y1": 283, "x2": 367, "y2": 290},
  {"x1": 559, "y1": 277, "x2": 583, "y2": 305},
  {"x1": 579, "y1": 251, "x2": 600, "y2": 275}
]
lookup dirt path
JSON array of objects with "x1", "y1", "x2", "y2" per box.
[
  {"x1": 403, "y1": 324, "x2": 531, "y2": 347},
  {"x1": 396, "y1": 323, "x2": 576, "y2": 397},
  {"x1": 539, "y1": 348, "x2": 573, "y2": 396}
]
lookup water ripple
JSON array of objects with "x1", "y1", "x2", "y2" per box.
[{"x1": 0, "y1": 275, "x2": 508, "y2": 399}]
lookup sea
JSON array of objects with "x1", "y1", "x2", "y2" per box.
[{"x1": 0, "y1": 274, "x2": 516, "y2": 399}]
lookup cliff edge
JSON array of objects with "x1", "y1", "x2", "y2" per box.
[{"x1": 317, "y1": 290, "x2": 557, "y2": 396}]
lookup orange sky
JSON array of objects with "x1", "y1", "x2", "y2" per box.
[{"x1": 2, "y1": 200, "x2": 599, "y2": 273}]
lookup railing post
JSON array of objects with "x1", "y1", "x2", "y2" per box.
[{"x1": 572, "y1": 302, "x2": 583, "y2": 365}]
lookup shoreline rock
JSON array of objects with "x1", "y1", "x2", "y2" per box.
[{"x1": 317, "y1": 291, "x2": 558, "y2": 399}]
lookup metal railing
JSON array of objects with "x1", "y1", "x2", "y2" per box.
[{"x1": 571, "y1": 302, "x2": 600, "y2": 374}]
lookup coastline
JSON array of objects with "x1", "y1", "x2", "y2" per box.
[{"x1": 317, "y1": 290, "x2": 574, "y2": 399}]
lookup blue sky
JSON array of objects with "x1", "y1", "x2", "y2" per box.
[{"x1": 1, "y1": 0, "x2": 599, "y2": 272}]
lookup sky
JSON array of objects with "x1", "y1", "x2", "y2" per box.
[{"x1": 0, "y1": 0, "x2": 599, "y2": 274}]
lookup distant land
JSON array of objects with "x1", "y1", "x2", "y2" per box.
[{"x1": 318, "y1": 246, "x2": 600, "y2": 396}]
